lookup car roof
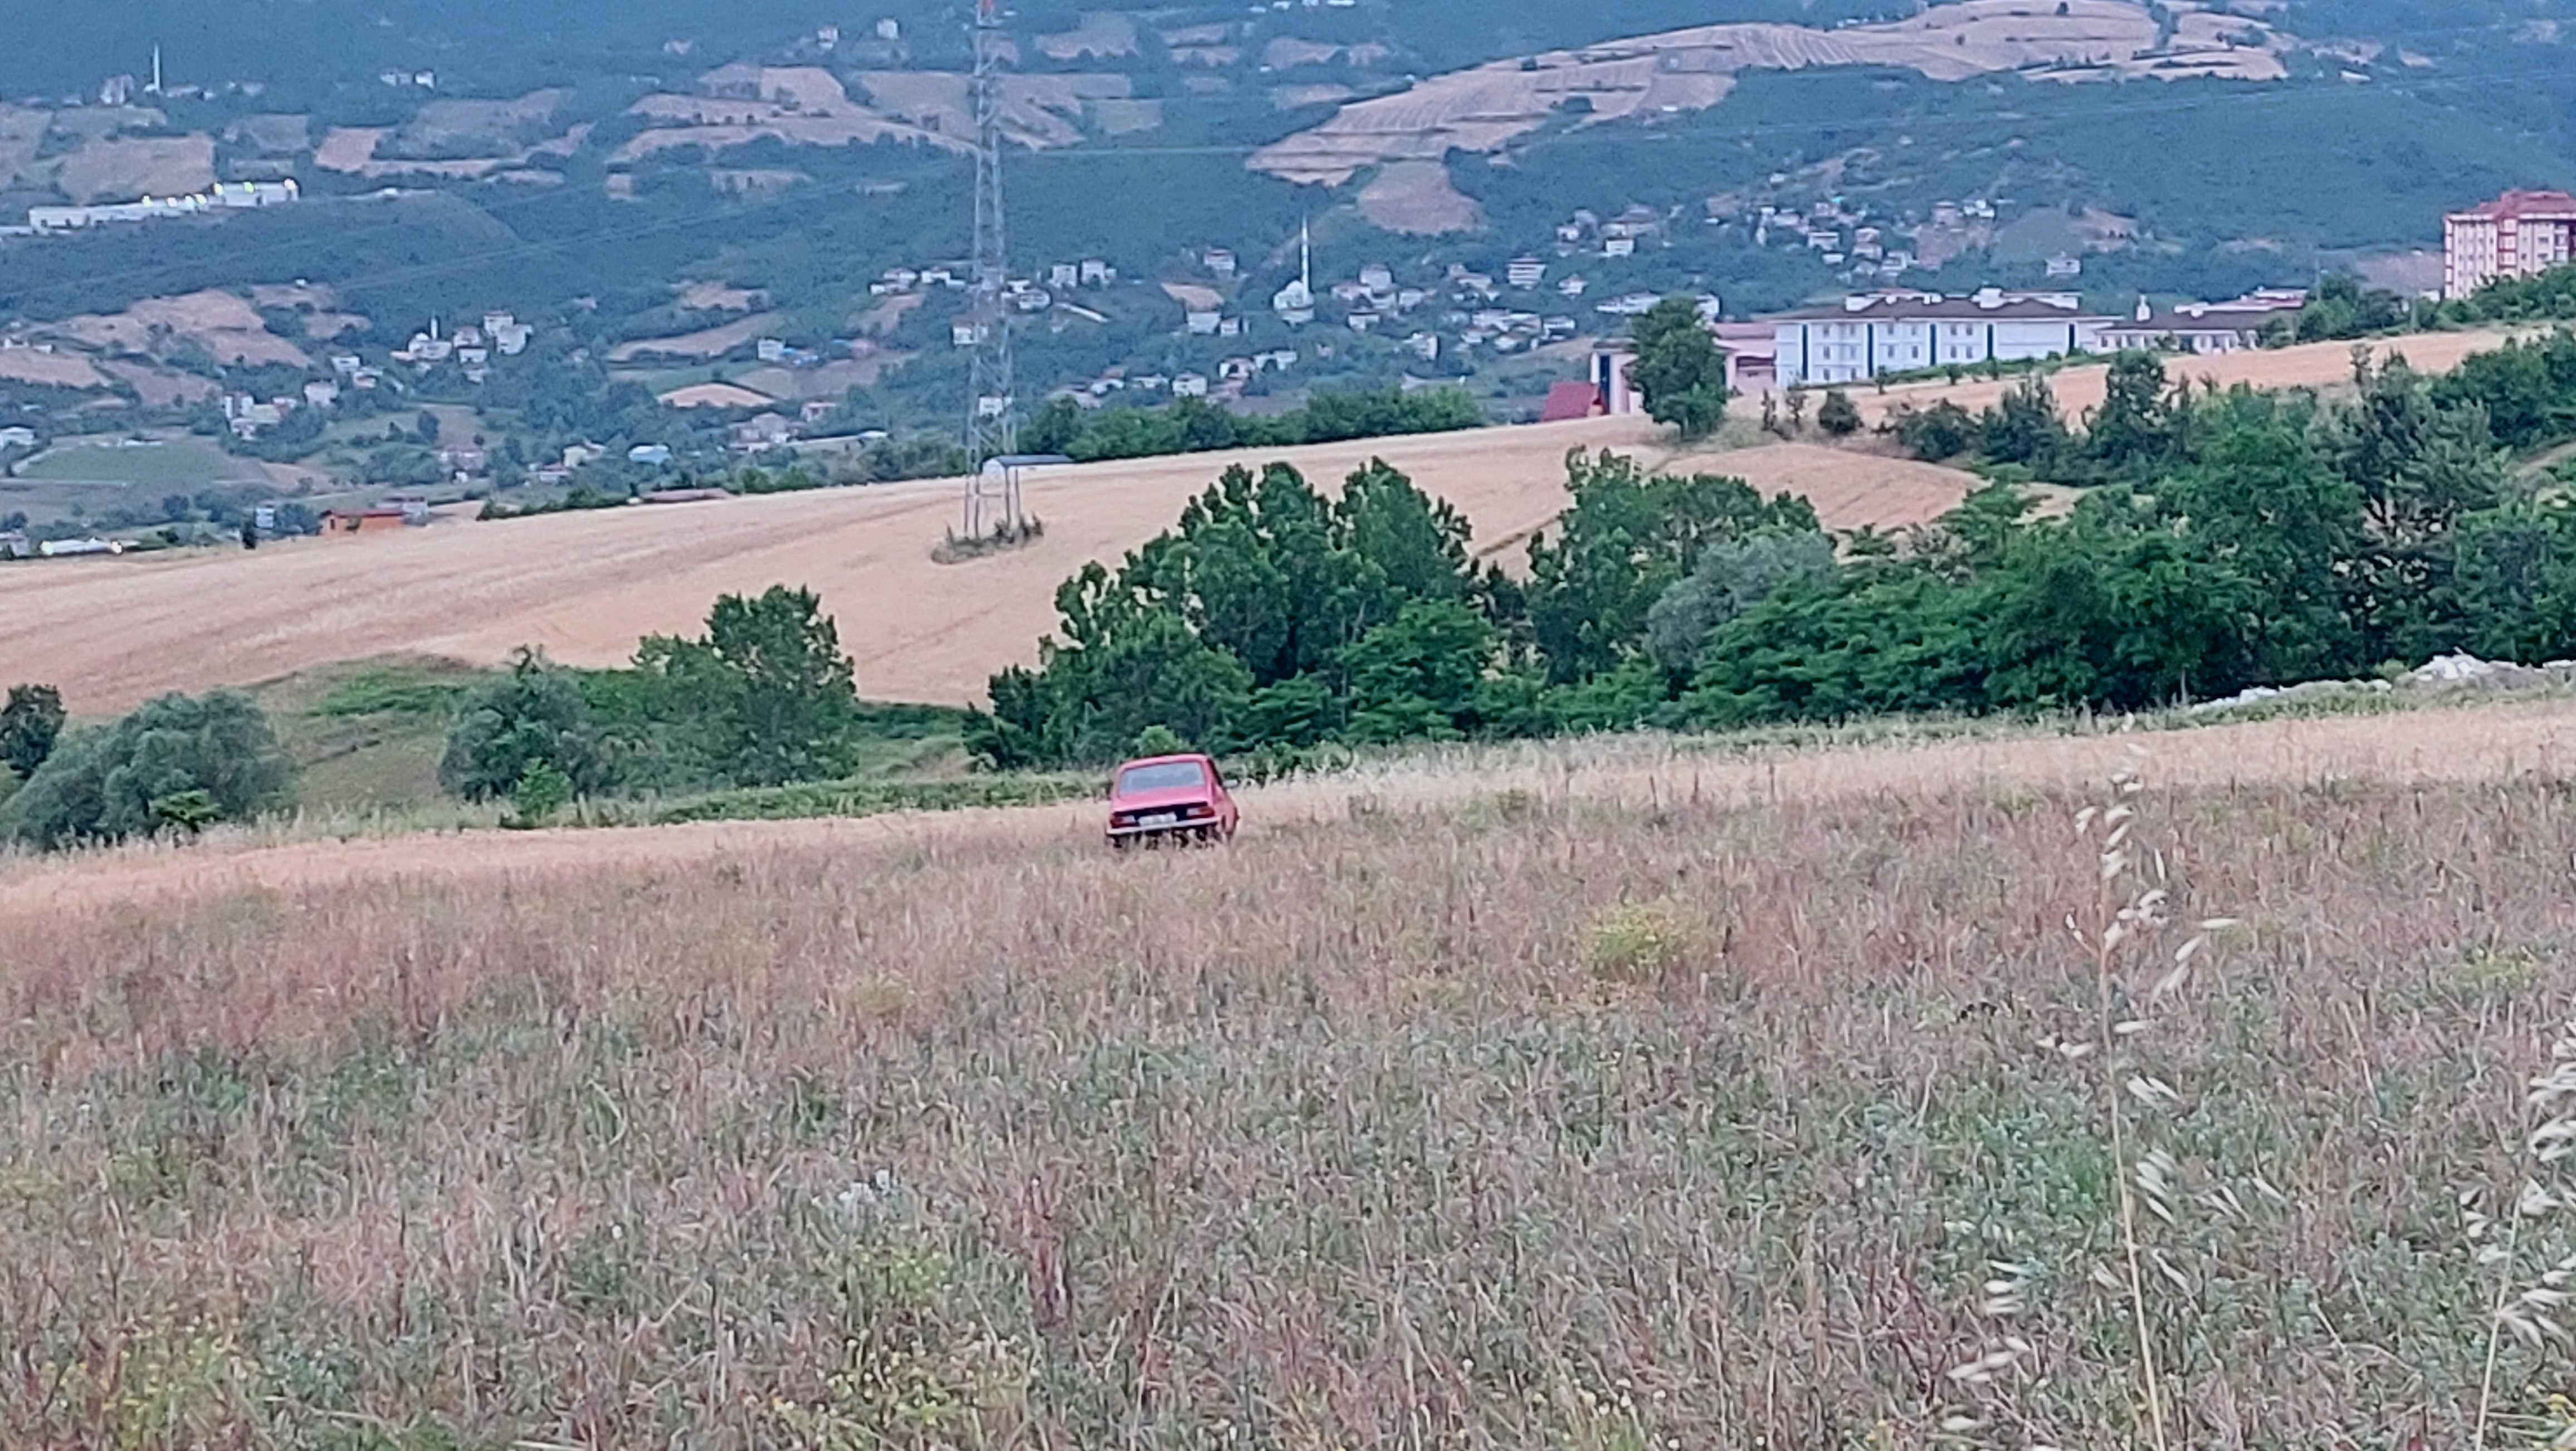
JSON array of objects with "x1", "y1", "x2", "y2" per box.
[{"x1": 1115, "y1": 753, "x2": 1213, "y2": 770}]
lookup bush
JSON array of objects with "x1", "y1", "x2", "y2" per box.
[
  {"x1": 1816, "y1": 388, "x2": 1862, "y2": 437},
  {"x1": 1, "y1": 684, "x2": 65, "y2": 780},
  {"x1": 1, "y1": 691, "x2": 295, "y2": 850},
  {"x1": 440, "y1": 650, "x2": 613, "y2": 803},
  {"x1": 1891, "y1": 400, "x2": 1978, "y2": 461},
  {"x1": 1585, "y1": 900, "x2": 1707, "y2": 983}
]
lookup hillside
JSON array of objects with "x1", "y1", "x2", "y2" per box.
[
  {"x1": 3, "y1": 326, "x2": 2520, "y2": 717},
  {"x1": 9, "y1": 696, "x2": 2576, "y2": 1444}
]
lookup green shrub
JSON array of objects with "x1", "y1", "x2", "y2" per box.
[
  {"x1": 1, "y1": 691, "x2": 295, "y2": 850},
  {"x1": 1, "y1": 683, "x2": 65, "y2": 780},
  {"x1": 440, "y1": 650, "x2": 612, "y2": 803}
]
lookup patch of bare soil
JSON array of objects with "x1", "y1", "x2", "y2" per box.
[{"x1": 1357, "y1": 160, "x2": 1486, "y2": 235}]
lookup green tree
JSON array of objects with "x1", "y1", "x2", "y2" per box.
[
  {"x1": 1645, "y1": 530, "x2": 1838, "y2": 673},
  {"x1": 438, "y1": 649, "x2": 612, "y2": 803},
  {"x1": 505, "y1": 761, "x2": 575, "y2": 829},
  {"x1": 1524, "y1": 450, "x2": 1819, "y2": 683},
  {"x1": 1982, "y1": 374, "x2": 2071, "y2": 473},
  {"x1": 1021, "y1": 395, "x2": 1085, "y2": 456},
  {"x1": 638, "y1": 586, "x2": 862, "y2": 787},
  {"x1": 1, "y1": 684, "x2": 66, "y2": 780},
  {"x1": 1336, "y1": 597, "x2": 1499, "y2": 744},
  {"x1": 1628, "y1": 296, "x2": 1729, "y2": 440},
  {"x1": 1890, "y1": 400, "x2": 1978, "y2": 461},
  {"x1": 1, "y1": 691, "x2": 295, "y2": 850},
  {"x1": 2081, "y1": 352, "x2": 2174, "y2": 477},
  {"x1": 2324, "y1": 354, "x2": 2509, "y2": 661}
]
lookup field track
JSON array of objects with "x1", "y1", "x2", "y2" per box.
[
  {"x1": 7, "y1": 694, "x2": 2570, "y2": 917},
  {"x1": 0, "y1": 328, "x2": 2529, "y2": 715}
]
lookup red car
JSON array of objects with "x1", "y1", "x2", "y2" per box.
[{"x1": 1105, "y1": 753, "x2": 1239, "y2": 847}]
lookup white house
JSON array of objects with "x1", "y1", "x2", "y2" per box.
[
  {"x1": 2097, "y1": 290, "x2": 2307, "y2": 356},
  {"x1": 1768, "y1": 289, "x2": 2119, "y2": 387}
]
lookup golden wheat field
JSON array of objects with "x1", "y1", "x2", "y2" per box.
[{"x1": 8, "y1": 700, "x2": 2576, "y2": 1447}]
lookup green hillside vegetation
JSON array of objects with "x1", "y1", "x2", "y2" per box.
[{"x1": 975, "y1": 324, "x2": 2576, "y2": 766}]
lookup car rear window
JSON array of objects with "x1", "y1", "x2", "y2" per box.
[{"x1": 1117, "y1": 761, "x2": 1207, "y2": 794}]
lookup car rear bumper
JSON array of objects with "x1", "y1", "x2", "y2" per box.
[{"x1": 1106, "y1": 820, "x2": 1225, "y2": 841}]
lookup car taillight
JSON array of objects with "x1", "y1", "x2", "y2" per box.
[
  {"x1": 1110, "y1": 812, "x2": 1135, "y2": 827},
  {"x1": 1183, "y1": 804, "x2": 1212, "y2": 819}
]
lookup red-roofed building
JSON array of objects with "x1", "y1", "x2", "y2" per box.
[
  {"x1": 1539, "y1": 379, "x2": 1602, "y2": 422},
  {"x1": 2445, "y1": 189, "x2": 2576, "y2": 300}
]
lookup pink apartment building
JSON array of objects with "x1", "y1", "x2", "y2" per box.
[{"x1": 2445, "y1": 189, "x2": 2576, "y2": 300}]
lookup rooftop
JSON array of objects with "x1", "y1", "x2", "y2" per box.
[
  {"x1": 2452, "y1": 189, "x2": 2576, "y2": 222},
  {"x1": 1768, "y1": 290, "x2": 2118, "y2": 324}
]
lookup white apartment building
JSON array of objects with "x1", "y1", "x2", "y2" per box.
[
  {"x1": 2444, "y1": 189, "x2": 2576, "y2": 301},
  {"x1": 1769, "y1": 289, "x2": 2117, "y2": 387}
]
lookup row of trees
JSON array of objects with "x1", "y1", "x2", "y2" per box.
[
  {"x1": 437, "y1": 586, "x2": 870, "y2": 815},
  {"x1": 975, "y1": 326, "x2": 2576, "y2": 766},
  {"x1": 966, "y1": 450, "x2": 1822, "y2": 767},
  {"x1": 1018, "y1": 386, "x2": 1485, "y2": 464}
]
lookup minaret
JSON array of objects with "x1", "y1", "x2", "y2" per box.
[
  {"x1": 149, "y1": 46, "x2": 162, "y2": 96},
  {"x1": 1300, "y1": 217, "x2": 1312, "y2": 295}
]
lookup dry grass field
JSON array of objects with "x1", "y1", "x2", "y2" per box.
[{"x1": 8, "y1": 701, "x2": 2576, "y2": 1447}]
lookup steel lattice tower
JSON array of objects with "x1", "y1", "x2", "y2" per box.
[{"x1": 962, "y1": 0, "x2": 1019, "y2": 535}]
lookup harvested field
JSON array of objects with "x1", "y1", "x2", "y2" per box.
[
  {"x1": 1, "y1": 412, "x2": 1989, "y2": 714},
  {"x1": 1036, "y1": 12, "x2": 1139, "y2": 60},
  {"x1": 51, "y1": 289, "x2": 315, "y2": 370},
  {"x1": 96, "y1": 358, "x2": 217, "y2": 407},
  {"x1": 607, "y1": 311, "x2": 787, "y2": 362},
  {"x1": 1255, "y1": 0, "x2": 2285, "y2": 184},
  {"x1": 656, "y1": 381, "x2": 778, "y2": 409},
  {"x1": 8, "y1": 703, "x2": 2576, "y2": 1446},
  {"x1": 735, "y1": 355, "x2": 904, "y2": 400},
  {"x1": 1855, "y1": 325, "x2": 2538, "y2": 427},
  {"x1": 1356, "y1": 159, "x2": 1486, "y2": 235},
  {"x1": 676, "y1": 279, "x2": 767, "y2": 313},
  {"x1": 52, "y1": 133, "x2": 216, "y2": 203},
  {"x1": 856, "y1": 71, "x2": 1131, "y2": 150},
  {"x1": 0, "y1": 347, "x2": 109, "y2": 390}
]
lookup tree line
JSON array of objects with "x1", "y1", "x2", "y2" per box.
[
  {"x1": 1018, "y1": 386, "x2": 1485, "y2": 464},
  {"x1": 973, "y1": 327, "x2": 2576, "y2": 767}
]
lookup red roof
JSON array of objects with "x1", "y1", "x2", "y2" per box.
[
  {"x1": 2460, "y1": 189, "x2": 2576, "y2": 221},
  {"x1": 1539, "y1": 380, "x2": 1602, "y2": 422}
]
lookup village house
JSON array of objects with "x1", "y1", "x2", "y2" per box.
[
  {"x1": 2097, "y1": 289, "x2": 2307, "y2": 354},
  {"x1": 730, "y1": 413, "x2": 797, "y2": 452},
  {"x1": 1171, "y1": 373, "x2": 1209, "y2": 398},
  {"x1": 1203, "y1": 248, "x2": 1237, "y2": 277},
  {"x1": 1506, "y1": 256, "x2": 1546, "y2": 290}
]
